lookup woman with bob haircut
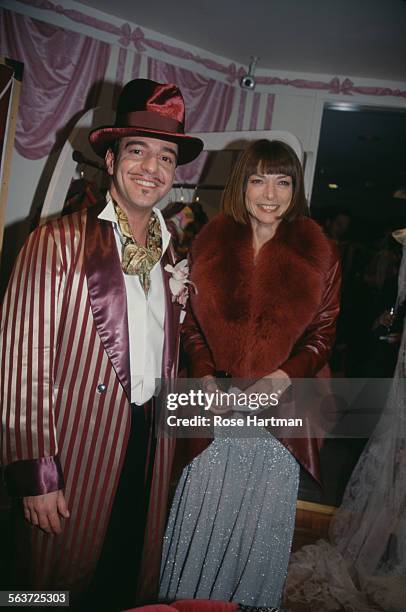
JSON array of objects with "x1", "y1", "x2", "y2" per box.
[
  {"x1": 223, "y1": 138, "x2": 307, "y2": 224},
  {"x1": 160, "y1": 139, "x2": 341, "y2": 607}
]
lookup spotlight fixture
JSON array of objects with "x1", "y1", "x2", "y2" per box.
[{"x1": 240, "y1": 56, "x2": 259, "y2": 90}]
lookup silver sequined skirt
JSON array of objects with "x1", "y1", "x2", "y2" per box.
[{"x1": 159, "y1": 417, "x2": 299, "y2": 606}]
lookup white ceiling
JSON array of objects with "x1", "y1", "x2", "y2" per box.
[{"x1": 78, "y1": 0, "x2": 406, "y2": 81}]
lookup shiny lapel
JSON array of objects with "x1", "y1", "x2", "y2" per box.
[
  {"x1": 161, "y1": 244, "x2": 182, "y2": 379},
  {"x1": 84, "y1": 200, "x2": 131, "y2": 399}
]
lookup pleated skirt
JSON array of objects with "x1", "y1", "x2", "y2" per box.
[{"x1": 160, "y1": 421, "x2": 299, "y2": 607}]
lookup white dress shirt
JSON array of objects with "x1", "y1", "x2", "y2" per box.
[{"x1": 98, "y1": 193, "x2": 171, "y2": 405}]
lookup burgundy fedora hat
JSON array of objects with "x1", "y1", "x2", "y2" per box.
[{"x1": 89, "y1": 78, "x2": 203, "y2": 165}]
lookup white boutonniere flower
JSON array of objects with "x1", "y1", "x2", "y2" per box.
[{"x1": 164, "y1": 259, "x2": 197, "y2": 307}]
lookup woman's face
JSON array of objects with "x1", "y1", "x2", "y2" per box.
[{"x1": 245, "y1": 170, "x2": 293, "y2": 229}]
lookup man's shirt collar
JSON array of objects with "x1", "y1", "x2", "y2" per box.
[{"x1": 98, "y1": 191, "x2": 171, "y2": 254}]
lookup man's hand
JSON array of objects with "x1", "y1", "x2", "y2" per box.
[
  {"x1": 23, "y1": 490, "x2": 70, "y2": 535},
  {"x1": 375, "y1": 310, "x2": 396, "y2": 329}
]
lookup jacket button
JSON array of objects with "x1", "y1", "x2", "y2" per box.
[{"x1": 97, "y1": 383, "x2": 107, "y2": 394}]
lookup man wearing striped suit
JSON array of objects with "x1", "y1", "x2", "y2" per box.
[{"x1": 0, "y1": 79, "x2": 203, "y2": 608}]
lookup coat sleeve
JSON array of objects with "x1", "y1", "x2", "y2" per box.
[
  {"x1": 280, "y1": 249, "x2": 341, "y2": 378},
  {"x1": 181, "y1": 304, "x2": 216, "y2": 378},
  {"x1": 0, "y1": 224, "x2": 65, "y2": 497},
  {"x1": 181, "y1": 247, "x2": 216, "y2": 378}
]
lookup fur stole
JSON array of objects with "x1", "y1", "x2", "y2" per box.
[{"x1": 190, "y1": 213, "x2": 334, "y2": 378}]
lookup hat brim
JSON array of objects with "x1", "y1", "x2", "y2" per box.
[{"x1": 89, "y1": 126, "x2": 204, "y2": 166}]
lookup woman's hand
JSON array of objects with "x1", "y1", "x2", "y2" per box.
[
  {"x1": 264, "y1": 368, "x2": 291, "y2": 394},
  {"x1": 244, "y1": 369, "x2": 291, "y2": 399},
  {"x1": 200, "y1": 375, "x2": 233, "y2": 415},
  {"x1": 201, "y1": 375, "x2": 218, "y2": 394}
]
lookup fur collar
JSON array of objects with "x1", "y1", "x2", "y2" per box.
[{"x1": 190, "y1": 213, "x2": 333, "y2": 378}]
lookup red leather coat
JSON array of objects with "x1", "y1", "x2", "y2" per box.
[{"x1": 179, "y1": 213, "x2": 341, "y2": 485}]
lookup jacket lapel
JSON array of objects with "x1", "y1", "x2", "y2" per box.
[{"x1": 84, "y1": 200, "x2": 131, "y2": 399}]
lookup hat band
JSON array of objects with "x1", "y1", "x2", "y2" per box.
[{"x1": 116, "y1": 111, "x2": 184, "y2": 134}]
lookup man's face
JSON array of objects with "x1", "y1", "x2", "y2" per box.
[
  {"x1": 105, "y1": 136, "x2": 178, "y2": 214},
  {"x1": 328, "y1": 214, "x2": 350, "y2": 240}
]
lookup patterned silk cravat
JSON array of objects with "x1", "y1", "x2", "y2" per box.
[{"x1": 114, "y1": 203, "x2": 162, "y2": 296}]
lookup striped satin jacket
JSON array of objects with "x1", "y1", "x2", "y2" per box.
[{"x1": 0, "y1": 201, "x2": 181, "y2": 599}]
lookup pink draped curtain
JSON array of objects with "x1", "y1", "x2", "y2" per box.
[
  {"x1": 148, "y1": 58, "x2": 235, "y2": 184},
  {"x1": 0, "y1": 9, "x2": 111, "y2": 160},
  {"x1": 0, "y1": 8, "x2": 270, "y2": 172}
]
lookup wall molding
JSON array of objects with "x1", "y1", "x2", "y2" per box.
[{"x1": 5, "y1": 0, "x2": 405, "y2": 100}]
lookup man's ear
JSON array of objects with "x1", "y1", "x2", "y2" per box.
[{"x1": 105, "y1": 149, "x2": 114, "y2": 176}]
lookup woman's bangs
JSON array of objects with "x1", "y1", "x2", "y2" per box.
[{"x1": 257, "y1": 155, "x2": 294, "y2": 178}]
